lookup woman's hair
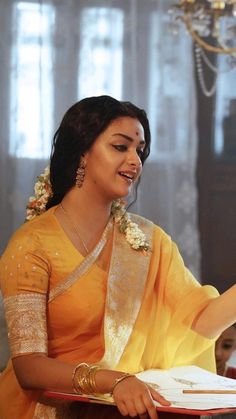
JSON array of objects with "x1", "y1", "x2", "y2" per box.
[{"x1": 46, "y1": 95, "x2": 151, "y2": 209}]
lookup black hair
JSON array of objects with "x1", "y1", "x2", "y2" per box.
[{"x1": 46, "y1": 95, "x2": 151, "y2": 209}]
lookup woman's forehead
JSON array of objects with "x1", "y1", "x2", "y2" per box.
[
  {"x1": 221, "y1": 326, "x2": 236, "y2": 340},
  {"x1": 106, "y1": 117, "x2": 144, "y2": 138}
]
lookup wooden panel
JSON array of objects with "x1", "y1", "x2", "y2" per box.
[
  {"x1": 202, "y1": 191, "x2": 236, "y2": 293},
  {"x1": 195, "y1": 52, "x2": 236, "y2": 294}
]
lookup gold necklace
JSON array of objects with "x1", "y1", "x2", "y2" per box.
[{"x1": 60, "y1": 203, "x2": 89, "y2": 254}]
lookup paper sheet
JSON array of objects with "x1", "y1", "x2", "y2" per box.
[{"x1": 136, "y1": 366, "x2": 236, "y2": 410}]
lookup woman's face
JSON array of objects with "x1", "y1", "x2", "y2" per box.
[
  {"x1": 215, "y1": 326, "x2": 236, "y2": 375},
  {"x1": 83, "y1": 116, "x2": 145, "y2": 201}
]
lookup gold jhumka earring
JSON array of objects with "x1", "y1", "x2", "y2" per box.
[{"x1": 75, "y1": 159, "x2": 86, "y2": 188}]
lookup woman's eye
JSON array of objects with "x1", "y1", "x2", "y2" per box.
[
  {"x1": 223, "y1": 343, "x2": 233, "y2": 350},
  {"x1": 112, "y1": 145, "x2": 127, "y2": 152}
]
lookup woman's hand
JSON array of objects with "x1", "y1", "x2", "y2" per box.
[{"x1": 112, "y1": 376, "x2": 170, "y2": 418}]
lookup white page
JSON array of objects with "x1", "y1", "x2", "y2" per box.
[{"x1": 136, "y1": 366, "x2": 236, "y2": 410}]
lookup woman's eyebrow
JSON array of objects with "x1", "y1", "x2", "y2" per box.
[{"x1": 112, "y1": 133, "x2": 145, "y2": 145}]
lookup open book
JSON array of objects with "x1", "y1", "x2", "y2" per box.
[
  {"x1": 44, "y1": 366, "x2": 236, "y2": 411},
  {"x1": 136, "y1": 365, "x2": 236, "y2": 410}
]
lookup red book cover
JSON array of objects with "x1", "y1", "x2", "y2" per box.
[{"x1": 44, "y1": 390, "x2": 236, "y2": 416}]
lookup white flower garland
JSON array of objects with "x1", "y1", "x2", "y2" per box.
[
  {"x1": 26, "y1": 168, "x2": 150, "y2": 252},
  {"x1": 111, "y1": 200, "x2": 150, "y2": 252},
  {"x1": 26, "y1": 167, "x2": 52, "y2": 221}
]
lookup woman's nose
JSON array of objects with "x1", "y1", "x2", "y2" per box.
[{"x1": 128, "y1": 151, "x2": 141, "y2": 168}]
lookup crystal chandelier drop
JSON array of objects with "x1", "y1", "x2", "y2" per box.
[{"x1": 169, "y1": 1, "x2": 236, "y2": 96}]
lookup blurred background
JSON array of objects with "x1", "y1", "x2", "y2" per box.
[{"x1": 0, "y1": 0, "x2": 236, "y2": 369}]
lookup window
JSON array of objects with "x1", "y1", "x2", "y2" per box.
[
  {"x1": 214, "y1": 55, "x2": 236, "y2": 157},
  {"x1": 10, "y1": 2, "x2": 54, "y2": 158},
  {"x1": 148, "y1": 10, "x2": 194, "y2": 161},
  {"x1": 78, "y1": 7, "x2": 123, "y2": 99}
]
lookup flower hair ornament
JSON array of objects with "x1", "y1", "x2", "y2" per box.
[
  {"x1": 26, "y1": 168, "x2": 150, "y2": 252},
  {"x1": 26, "y1": 167, "x2": 52, "y2": 221}
]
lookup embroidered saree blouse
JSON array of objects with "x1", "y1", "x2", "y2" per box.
[
  {"x1": 0, "y1": 206, "x2": 219, "y2": 418},
  {"x1": 0, "y1": 207, "x2": 111, "y2": 363}
]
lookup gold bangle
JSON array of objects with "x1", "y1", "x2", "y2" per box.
[
  {"x1": 72, "y1": 363, "x2": 101, "y2": 395},
  {"x1": 110, "y1": 373, "x2": 135, "y2": 396},
  {"x1": 72, "y1": 362, "x2": 89, "y2": 394},
  {"x1": 88, "y1": 365, "x2": 101, "y2": 394},
  {"x1": 77, "y1": 365, "x2": 91, "y2": 394}
]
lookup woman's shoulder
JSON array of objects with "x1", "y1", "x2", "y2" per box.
[
  {"x1": 129, "y1": 212, "x2": 172, "y2": 241},
  {"x1": 129, "y1": 212, "x2": 153, "y2": 229},
  {"x1": 128, "y1": 212, "x2": 174, "y2": 255},
  {"x1": 0, "y1": 210, "x2": 55, "y2": 295},
  {"x1": 3, "y1": 207, "x2": 57, "y2": 251}
]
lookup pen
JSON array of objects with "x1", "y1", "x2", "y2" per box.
[{"x1": 183, "y1": 389, "x2": 236, "y2": 394}]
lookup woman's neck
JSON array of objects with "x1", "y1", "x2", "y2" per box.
[
  {"x1": 61, "y1": 187, "x2": 112, "y2": 232},
  {"x1": 54, "y1": 188, "x2": 113, "y2": 255}
]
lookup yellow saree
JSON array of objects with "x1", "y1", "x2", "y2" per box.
[{"x1": 0, "y1": 206, "x2": 219, "y2": 418}]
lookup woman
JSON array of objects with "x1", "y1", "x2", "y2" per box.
[
  {"x1": 0, "y1": 95, "x2": 236, "y2": 419},
  {"x1": 215, "y1": 324, "x2": 236, "y2": 378}
]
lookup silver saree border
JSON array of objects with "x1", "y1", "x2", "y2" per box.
[
  {"x1": 99, "y1": 214, "x2": 153, "y2": 369},
  {"x1": 48, "y1": 219, "x2": 113, "y2": 302}
]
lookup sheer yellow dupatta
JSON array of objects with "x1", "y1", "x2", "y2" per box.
[{"x1": 99, "y1": 216, "x2": 219, "y2": 374}]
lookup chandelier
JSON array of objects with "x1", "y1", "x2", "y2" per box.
[{"x1": 169, "y1": 1, "x2": 236, "y2": 96}]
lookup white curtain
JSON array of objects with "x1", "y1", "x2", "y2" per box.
[{"x1": 0, "y1": 0, "x2": 200, "y2": 369}]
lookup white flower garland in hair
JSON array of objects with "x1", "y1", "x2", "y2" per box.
[
  {"x1": 26, "y1": 167, "x2": 52, "y2": 221},
  {"x1": 26, "y1": 169, "x2": 150, "y2": 252}
]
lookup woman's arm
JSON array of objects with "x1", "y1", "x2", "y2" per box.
[
  {"x1": 13, "y1": 353, "x2": 170, "y2": 418},
  {"x1": 192, "y1": 284, "x2": 236, "y2": 338},
  {"x1": 13, "y1": 353, "x2": 131, "y2": 393},
  {"x1": 13, "y1": 354, "x2": 76, "y2": 392}
]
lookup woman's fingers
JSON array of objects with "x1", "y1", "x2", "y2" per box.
[
  {"x1": 135, "y1": 394, "x2": 157, "y2": 419},
  {"x1": 117, "y1": 398, "x2": 157, "y2": 419},
  {"x1": 116, "y1": 400, "x2": 129, "y2": 416},
  {"x1": 116, "y1": 389, "x2": 159, "y2": 418},
  {"x1": 126, "y1": 399, "x2": 142, "y2": 417},
  {"x1": 140, "y1": 390, "x2": 159, "y2": 419},
  {"x1": 113, "y1": 376, "x2": 167, "y2": 418},
  {"x1": 116, "y1": 399, "x2": 138, "y2": 417},
  {"x1": 149, "y1": 386, "x2": 171, "y2": 406}
]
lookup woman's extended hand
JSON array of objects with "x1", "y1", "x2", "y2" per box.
[{"x1": 112, "y1": 375, "x2": 170, "y2": 418}]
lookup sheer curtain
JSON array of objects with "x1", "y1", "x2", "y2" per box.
[{"x1": 0, "y1": 0, "x2": 200, "y2": 369}]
